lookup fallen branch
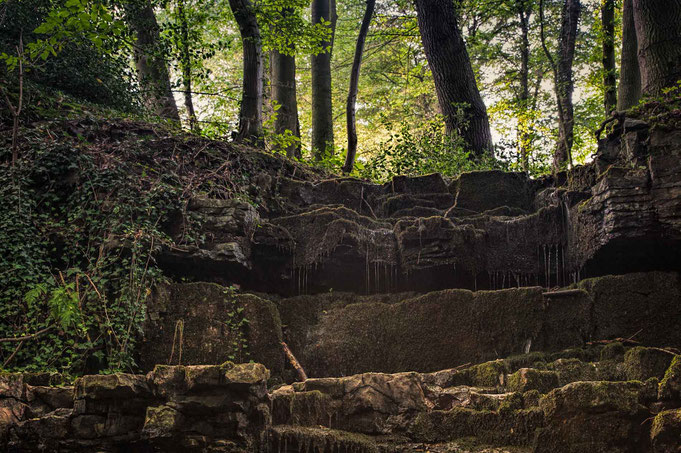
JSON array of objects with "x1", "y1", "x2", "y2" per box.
[
  {"x1": 0, "y1": 326, "x2": 54, "y2": 343},
  {"x1": 542, "y1": 289, "x2": 585, "y2": 298},
  {"x1": 282, "y1": 341, "x2": 307, "y2": 381}
]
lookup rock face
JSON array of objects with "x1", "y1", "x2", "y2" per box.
[
  {"x1": 155, "y1": 119, "x2": 681, "y2": 297},
  {"x1": 137, "y1": 272, "x2": 681, "y2": 381},
  {"x1": 2, "y1": 363, "x2": 270, "y2": 452},
  {"x1": 5, "y1": 346, "x2": 681, "y2": 452}
]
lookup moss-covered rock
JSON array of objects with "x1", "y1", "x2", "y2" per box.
[
  {"x1": 267, "y1": 425, "x2": 379, "y2": 453},
  {"x1": 506, "y1": 368, "x2": 559, "y2": 394},
  {"x1": 411, "y1": 406, "x2": 544, "y2": 446},
  {"x1": 535, "y1": 381, "x2": 651, "y2": 453},
  {"x1": 74, "y1": 373, "x2": 150, "y2": 400},
  {"x1": 600, "y1": 342, "x2": 626, "y2": 361},
  {"x1": 659, "y1": 355, "x2": 681, "y2": 402},
  {"x1": 650, "y1": 409, "x2": 681, "y2": 453},
  {"x1": 142, "y1": 405, "x2": 183, "y2": 439},
  {"x1": 624, "y1": 347, "x2": 675, "y2": 381},
  {"x1": 140, "y1": 283, "x2": 285, "y2": 378}
]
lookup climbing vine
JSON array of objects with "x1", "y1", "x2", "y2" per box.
[
  {"x1": 0, "y1": 136, "x2": 184, "y2": 376},
  {"x1": 223, "y1": 286, "x2": 250, "y2": 363}
]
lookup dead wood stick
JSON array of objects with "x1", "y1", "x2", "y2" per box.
[
  {"x1": 542, "y1": 289, "x2": 585, "y2": 298},
  {"x1": 0, "y1": 326, "x2": 54, "y2": 343},
  {"x1": 282, "y1": 341, "x2": 307, "y2": 381}
]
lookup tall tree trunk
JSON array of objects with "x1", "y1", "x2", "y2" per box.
[
  {"x1": 517, "y1": 0, "x2": 532, "y2": 171},
  {"x1": 617, "y1": 0, "x2": 641, "y2": 110},
  {"x1": 229, "y1": 0, "x2": 263, "y2": 144},
  {"x1": 124, "y1": 1, "x2": 180, "y2": 121},
  {"x1": 342, "y1": 0, "x2": 375, "y2": 173},
  {"x1": 632, "y1": 0, "x2": 681, "y2": 97},
  {"x1": 540, "y1": 0, "x2": 580, "y2": 173},
  {"x1": 413, "y1": 0, "x2": 493, "y2": 156},
  {"x1": 271, "y1": 11, "x2": 301, "y2": 159},
  {"x1": 177, "y1": 0, "x2": 199, "y2": 131},
  {"x1": 601, "y1": 0, "x2": 617, "y2": 115},
  {"x1": 311, "y1": 0, "x2": 337, "y2": 159}
]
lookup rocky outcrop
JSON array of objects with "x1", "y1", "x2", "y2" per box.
[
  {"x1": 4, "y1": 346, "x2": 681, "y2": 452},
  {"x1": 3, "y1": 362, "x2": 270, "y2": 452},
  {"x1": 136, "y1": 272, "x2": 681, "y2": 380}
]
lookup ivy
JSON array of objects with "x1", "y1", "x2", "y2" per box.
[{"x1": 0, "y1": 138, "x2": 185, "y2": 376}]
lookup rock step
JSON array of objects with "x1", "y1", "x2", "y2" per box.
[{"x1": 269, "y1": 345, "x2": 681, "y2": 452}]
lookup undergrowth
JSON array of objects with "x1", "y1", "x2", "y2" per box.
[{"x1": 0, "y1": 116, "x2": 263, "y2": 377}]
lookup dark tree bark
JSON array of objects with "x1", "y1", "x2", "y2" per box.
[
  {"x1": 617, "y1": 0, "x2": 641, "y2": 110},
  {"x1": 540, "y1": 0, "x2": 580, "y2": 173},
  {"x1": 413, "y1": 0, "x2": 493, "y2": 156},
  {"x1": 342, "y1": 0, "x2": 375, "y2": 173},
  {"x1": 229, "y1": 0, "x2": 263, "y2": 144},
  {"x1": 601, "y1": 0, "x2": 617, "y2": 115},
  {"x1": 177, "y1": 0, "x2": 199, "y2": 131},
  {"x1": 271, "y1": 11, "x2": 301, "y2": 159},
  {"x1": 632, "y1": 0, "x2": 681, "y2": 97},
  {"x1": 124, "y1": 1, "x2": 180, "y2": 121},
  {"x1": 517, "y1": 0, "x2": 532, "y2": 171},
  {"x1": 311, "y1": 0, "x2": 337, "y2": 159}
]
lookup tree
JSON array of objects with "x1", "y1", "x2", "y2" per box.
[
  {"x1": 124, "y1": 0, "x2": 180, "y2": 121},
  {"x1": 617, "y1": 0, "x2": 640, "y2": 110},
  {"x1": 632, "y1": 0, "x2": 681, "y2": 97},
  {"x1": 413, "y1": 0, "x2": 493, "y2": 156},
  {"x1": 175, "y1": 0, "x2": 199, "y2": 131},
  {"x1": 229, "y1": 0, "x2": 263, "y2": 143},
  {"x1": 601, "y1": 0, "x2": 616, "y2": 115},
  {"x1": 540, "y1": 0, "x2": 579, "y2": 172},
  {"x1": 270, "y1": 9, "x2": 301, "y2": 158},
  {"x1": 310, "y1": 0, "x2": 337, "y2": 159},
  {"x1": 342, "y1": 0, "x2": 376, "y2": 173}
]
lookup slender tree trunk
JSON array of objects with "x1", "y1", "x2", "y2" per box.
[
  {"x1": 632, "y1": 0, "x2": 681, "y2": 97},
  {"x1": 540, "y1": 0, "x2": 579, "y2": 173},
  {"x1": 311, "y1": 0, "x2": 337, "y2": 159},
  {"x1": 617, "y1": 0, "x2": 641, "y2": 110},
  {"x1": 124, "y1": 1, "x2": 180, "y2": 121},
  {"x1": 177, "y1": 0, "x2": 199, "y2": 131},
  {"x1": 229, "y1": 0, "x2": 263, "y2": 144},
  {"x1": 342, "y1": 0, "x2": 375, "y2": 173},
  {"x1": 517, "y1": 1, "x2": 531, "y2": 171},
  {"x1": 271, "y1": 11, "x2": 301, "y2": 159},
  {"x1": 601, "y1": 0, "x2": 617, "y2": 115},
  {"x1": 413, "y1": 0, "x2": 493, "y2": 156}
]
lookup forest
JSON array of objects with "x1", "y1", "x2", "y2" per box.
[
  {"x1": 2, "y1": 0, "x2": 681, "y2": 452},
  {"x1": 2, "y1": 0, "x2": 679, "y2": 180}
]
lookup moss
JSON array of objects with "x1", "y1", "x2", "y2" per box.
[
  {"x1": 540, "y1": 381, "x2": 644, "y2": 418},
  {"x1": 600, "y1": 342, "x2": 625, "y2": 361},
  {"x1": 223, "y1": 362, "x2": 269, "y2": 385},
  {"x1": 142, "y1": 405, "x2": 182, "y2": 438},
  {"x1": 650, "y1": 408, "x2": 681, "y2": 449},
  {"x1": 267, "y1": 425, "x2": 378, "y2": 453},
  {"x1": 659, "y1": 355, "x2": 681, "y2": 401},
  {"x1": 522, "y1": 390, "x2": 541, "y2": 408},
  {"x1": 503, "y1": 352, "x2": 547, "y2": 373},
  {"x1": 623, "y1": 347, "x2": 675, "y2": 381},
  {"x1": 470, "y1": 360, "x2": 507, "y2": 388},
  {"x1": 507, "y1": 368, "x2": 559, "y2": 394},
  {"x1": 288, "y1": 390, "x2": 333, "y2": 427},
  {"x1": 498, "y1": 392, "x2": 524, "y2": 413},
  {"x1": 411, "y1": 406, "x2": 543, "y2": 447}
]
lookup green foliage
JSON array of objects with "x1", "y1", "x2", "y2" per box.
[
  {"x1": 358, "y1": 117, "x2": 503, "y2": 182},
  {"x1": 0, "y1": 0, "x2": 138, "y2": 112},
  {"x1": 222, "y1": 286, "x2": 249, "y2": 363},
  {"x1": 0, "y1": 138, "x2": 184, "y2": 375}
]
